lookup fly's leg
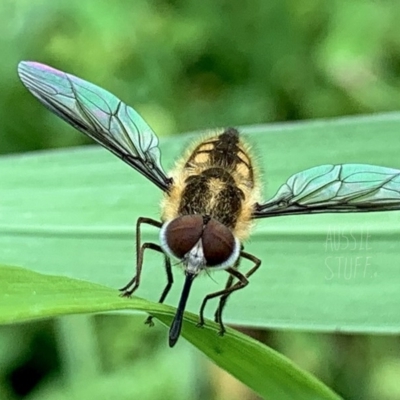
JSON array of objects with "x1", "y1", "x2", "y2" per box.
[
  {"x1": 119, "y1": 217, "x2": 162, "y2": 296},
  {"x1": 213, "y1": 262, "x2": 238, "y2": 324},
  {"x1": 145, "y1": 254, "x2": 173, "y2": 326},
  {"x1": 198, "y1": 251, "x2": 261, "y2": 336},
  {"x1": 120, "y1": 217, "x2": 174, "y2": 327}
]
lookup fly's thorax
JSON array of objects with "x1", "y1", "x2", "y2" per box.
[{"x1": 159, "y1": 215, "x2": 241, "y2": 274}]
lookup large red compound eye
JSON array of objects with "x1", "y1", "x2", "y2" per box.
[
  {"x1": 162, "y1": 215, "x2": 203, "y2": 258},
  {"x1": 202, "y1": 219, "x2": 236, "y2": 267}
]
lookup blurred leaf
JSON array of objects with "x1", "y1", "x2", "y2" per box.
[
  {"x1": 7, "y1": 0, "x2": 400, "y2": 157},
  {"x1": 0, "y1": 265, "x2": 341, "y2": 400}
]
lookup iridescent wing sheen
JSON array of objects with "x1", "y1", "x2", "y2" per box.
[
  {"x1": 18, "y1": 61, "x2": 172, "y2": 192},
  {"x1": 253, "y1": 164, "x2": 400, "y2": 218}
]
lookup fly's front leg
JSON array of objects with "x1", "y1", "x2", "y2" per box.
[
  {"x1": 213, "y1": 267, "x2": 236, "y2": 324},
  {"x1": 199, "y1": 251, "x2": 261, "y2": 336},
  {"x1": 119, "y1": 217, "x2": 162, "y2": 296},
  {"x1": 120, "y1": 217, "x2": 174, "y2": 328},
  {"x1": 145, "y1": 254, "x2": 173, "y2": 326}
]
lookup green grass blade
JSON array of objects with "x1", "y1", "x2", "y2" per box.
[{"x1": 0, "y1": 265, "x2": 341, "y2": 400}]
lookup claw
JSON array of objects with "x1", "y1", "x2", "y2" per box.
[{"x1": 119, "y1": 291, "x2": 132, "y2": 298}]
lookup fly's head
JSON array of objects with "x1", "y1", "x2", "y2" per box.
[{"x1": 160, "y1": 214, "x2": 241, "y2": 275}]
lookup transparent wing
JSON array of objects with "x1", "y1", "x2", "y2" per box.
[
  {"x1": 18, "y1": 61, "x2": 172, "y2": 192},
  {"x1": 254, "y1": 164, "x2": 400, "y2": 218}
]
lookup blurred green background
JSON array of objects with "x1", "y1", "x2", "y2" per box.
[{"x1": 2, "y1": 0, "x2": 400, "y2": 399}]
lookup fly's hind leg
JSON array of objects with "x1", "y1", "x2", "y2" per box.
[{"x1": 198, "y1": 251, "x2": 261, "y2": 336}]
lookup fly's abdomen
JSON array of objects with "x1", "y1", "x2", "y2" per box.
[{"x1": 185, "y1": 128, "x2": 255, "y2": 187}]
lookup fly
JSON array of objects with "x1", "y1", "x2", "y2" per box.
[{"x1": 17, "y1": 61, "x2": 400, "y2": 347}]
